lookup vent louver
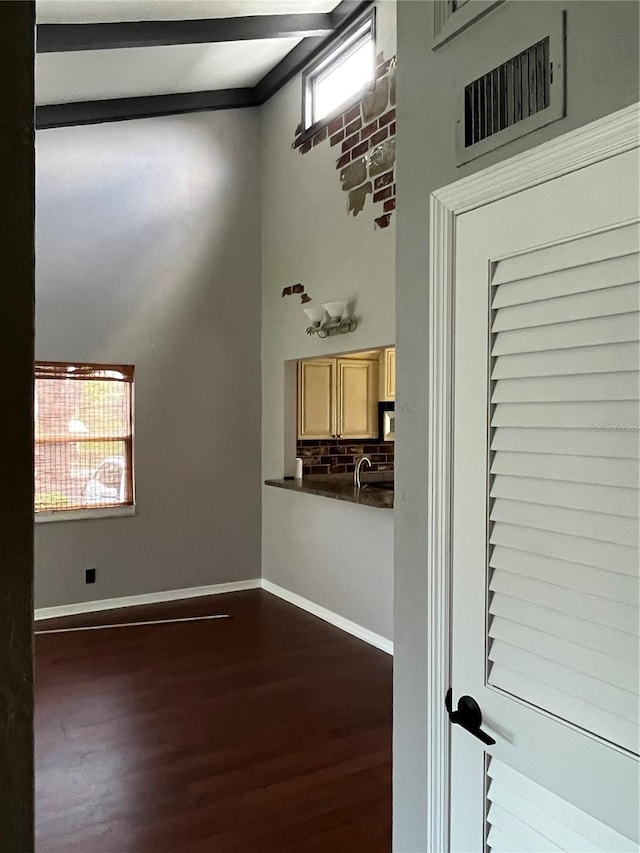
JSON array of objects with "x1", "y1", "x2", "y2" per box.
[{"x1": 464, "y1": 37, "x2": 550, "y2": 148}]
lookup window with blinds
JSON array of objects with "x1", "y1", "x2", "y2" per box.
[
  {"x1": 34, "y1": 362, "x2": 134, "y2": 514},
  {"x1": 486, "y1": 221, "x2": 640, "y2": 755}
]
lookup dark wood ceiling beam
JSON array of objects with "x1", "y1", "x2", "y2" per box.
[
  {"x1": 34, "y1": 1, "x2": 375, "y2": 129},
  {"x1": 254, "y1": 0, "x2": 373, "y2": 104},
  {"x1": 37, "y1": 13, "x2": 334, "y2": 53},
  {"x1": 36, "y1": 88, "x2": 258, "y2": 130},
  {"x1": 330, "y1": 0, "x2": 373, "y2": 30},
  {"x1": 254, "y1": 36, "x2": 326, "y2": 104}
]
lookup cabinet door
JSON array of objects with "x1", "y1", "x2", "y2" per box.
[
  {"x1": 297, "y1": 359, "x2": 335, "y2": 439},
  {"x1": 336, "y1": 358, "x2": 378, "y2": 439},
  {"x1": 383, "y1": 347, "x2": 395, "y2": 400}
]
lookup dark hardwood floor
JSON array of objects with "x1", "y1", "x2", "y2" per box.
[{"x1": 35, "y1": 590, "x2": 392, "y2": 852}]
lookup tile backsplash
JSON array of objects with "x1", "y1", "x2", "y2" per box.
[{"x1": 297, "y1": 438, "x2": 394, "y2": 475}]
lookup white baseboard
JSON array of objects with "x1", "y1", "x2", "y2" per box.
[
  {"x1": 35, "y1": 578, "x2": 394, "y2": 657},
  {"x1": 34, "y1": 579, "x2": 262, "y2": 621},
  {"x1": 261, "y1": 579, "x2": 393, "y2": 655}
]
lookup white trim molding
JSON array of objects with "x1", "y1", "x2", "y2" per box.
[
  {"x1": 426, "y1": 102, "x2": 639, "y2": 851},
  {"x1": 433, "y1": 0, "x2": 504, "y2": 50},
  {"x1": 261, "y1": 579, "x2": 393, "y2": 655},
  {"x1": 35, "y1": 577, "x2": 395, "y2": 657},
  {"x1": 436, "y1": 103, "x2": 640, "y2": 214},
  {"x1": 34, "y1": 579, "x2": 261, "y2": 621}
]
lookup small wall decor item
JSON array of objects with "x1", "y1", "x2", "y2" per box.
[{"x1": 282, "y1": 283, "x2": 312, "y2": 304}]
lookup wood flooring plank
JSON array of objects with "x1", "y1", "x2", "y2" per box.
[{"x1": 35, "y1": 590, "x2": 392, "y2": 852}]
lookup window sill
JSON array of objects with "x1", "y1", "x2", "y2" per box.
[{"x1": 35, "y1": 504, "x2": 136, "y2": 524}]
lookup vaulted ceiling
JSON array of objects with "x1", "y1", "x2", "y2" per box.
[{"x1": 35, "y1": 0, "x2": 371, "y2": 128}]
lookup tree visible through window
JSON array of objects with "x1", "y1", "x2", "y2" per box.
[{"x1": 34, "y1": 362, "x2": 134, "y2": 514}]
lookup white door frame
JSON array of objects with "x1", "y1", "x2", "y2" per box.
[{"x1": 425, "y1": 102, "x2": 640, "y2": 852}]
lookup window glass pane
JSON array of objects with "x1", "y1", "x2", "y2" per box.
[
  {"x1": 314, "y1": 37, "x2": 373, "y2": 123},
  {"x1": 35, "y1": 438, "x2": 128, "y2": 511},
  {"x1": 35, "y1": 373, "x2": 130, "y2": 440},
  {"x1": 34, "y1": 365, "x2": 133, "y2": 512}
]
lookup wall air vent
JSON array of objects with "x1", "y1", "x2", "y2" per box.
[
  {"x1": 456, "y1": 12, "x2": 565, "y2": 165},
  {"x1": 465, "y1": 37, "x2": 550, "y2": 147}
]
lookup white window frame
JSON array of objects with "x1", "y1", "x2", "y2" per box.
[{"x1": 302, "y1": 8, "x2": 376, "y2": 134}]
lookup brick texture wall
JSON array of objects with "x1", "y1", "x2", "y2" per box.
[
  {"x1": 293, "y1": 52, "x2": 397, "y2": 229},
  {"x1": 297, "y1": 437, "x2": 395, "y2": 476}
]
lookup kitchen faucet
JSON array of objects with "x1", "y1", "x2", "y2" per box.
[{"x1": 354, "y1": 455, "x2": 372, "y2": 488}]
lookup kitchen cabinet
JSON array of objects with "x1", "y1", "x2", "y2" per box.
[
  {"x1": 297, "y1": 356, "x2": 379, "y2": 439},
  {"x1": 380, "y1": 347, "x2": 395, "y2": 401}
]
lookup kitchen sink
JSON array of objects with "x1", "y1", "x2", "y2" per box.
[{"x1": 362, "y1": 481, "x2": 394, "y2": 491}]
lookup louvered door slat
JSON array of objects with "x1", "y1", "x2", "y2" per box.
[
  {"x1": 492, "y1": 399, "x2": 639, "y2": 428},
  {"x1": 487, "y1": 225, "x2": 640, "y2": 756},
  {"x1": 490, "y1": 499, "x2": 638, "y2": 546},
  {"x1": 493, "y1": 311, "x2": 639, "y2": 355},
  {"x1": 492, "y1": 371, "x2": 638, "y2": 402},
  {"x1": 491, "y1": 475, "x2": 638, "y2": 516},
  {"x1": 492, "y1": 252, "x2": 639, "y2": 308},
  {"x1": 492, "y1": 430, "x2": 640, "y2": 461},
  {"x1": 487, "y1": 825, "x2": 529, "y2": 852},
  {"x1": 488, "y1": 663, "x2": 639, "y2": 752},
  {"x1": 492, "y1": 341, "x2": 640, "y2": 379},
  {"x1": 491, "y1": 522, "x2": 638, "y2": 574},
  {"x1": 490, "y1": 546, "x2": 638, "y2": 603},
  {"x1": 489, "y1": 618, "x2": 637, "y2": 691},
  {"x1": 490, "y1": 570, "x2": 638, "y2": 633},
  {"x1": 492, "y1": 282, "x2": 639, "y2": 331},
  {"x1": 491, "y1": 221, "x2": 639, "y2": 285},
  {"x1": 491, "y1": 450, "x2": 638, "y2": 491},
  {"x1": 489, "y1": 594, "x2": 638, "y2": 661},
  {"x1": 488, "y1": 779, "x2": 603, "y2": 852},
  {"x1": 487, "y1": 803, "x2": 562, "y2": 852},
  {"x1": 487, "y1": 759, "x2": 639, "y2": 853},
  {"x1": 488, "y1": 643, "x2": 637, "y2": 722}
]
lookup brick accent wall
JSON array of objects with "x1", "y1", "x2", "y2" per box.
[
  {"x1": 297, "y1": 437, "x2": 395, "y2": 476},
  {"x1": 293, "y1": 52, "x2": 397, "y2": 229}
]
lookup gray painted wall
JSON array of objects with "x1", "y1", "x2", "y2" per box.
[
  {"x1": 394, "y1": 1, "x2": 639, "y2": 850},
  {"x1": 0, "y1": 3, "x2": 35, "y2": 849},
  {"x1": 35, "y1": 110, "x2": 262, "y2": 608},
  {"x1": 261, "y1": 0, "x2": 396, "y2": 642}
]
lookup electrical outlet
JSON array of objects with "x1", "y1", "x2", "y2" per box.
[{"x1": 85, "y1": 568, "x2": 96, "y2": 584}]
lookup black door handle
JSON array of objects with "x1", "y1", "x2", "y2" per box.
[{"x1": 445, "y1": 688, "x2": 496, "y2": 746}]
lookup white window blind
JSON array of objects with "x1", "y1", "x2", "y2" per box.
[{"x1": 486, "y1": 222, "x2": 640, "y2": 756}]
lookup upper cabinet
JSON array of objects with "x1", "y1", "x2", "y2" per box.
[
  {"x1": 380, "y1": 347, "x2": 396, "y2": 401},
  {"x1": 298, "y1": 356, "x2": 379, "y2": 440},
  {"x1": 336, "y1": 358, "x2": 379, "y2": 439},
  {"x1": 297, "y1": 359, "x2": 335, "y2": 439}
]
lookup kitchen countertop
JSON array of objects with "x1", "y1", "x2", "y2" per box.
[{"x1": 264, "y1": 472, "x2": 394, "y2": 509}]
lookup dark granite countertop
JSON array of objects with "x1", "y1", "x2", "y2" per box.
[{"x1": 264, "y1": 472, "x2": 393, "y2": 509}]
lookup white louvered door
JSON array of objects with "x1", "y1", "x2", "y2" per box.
[{"x1": 449, "y1": 149, "x2": 640, "y2": 852}]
